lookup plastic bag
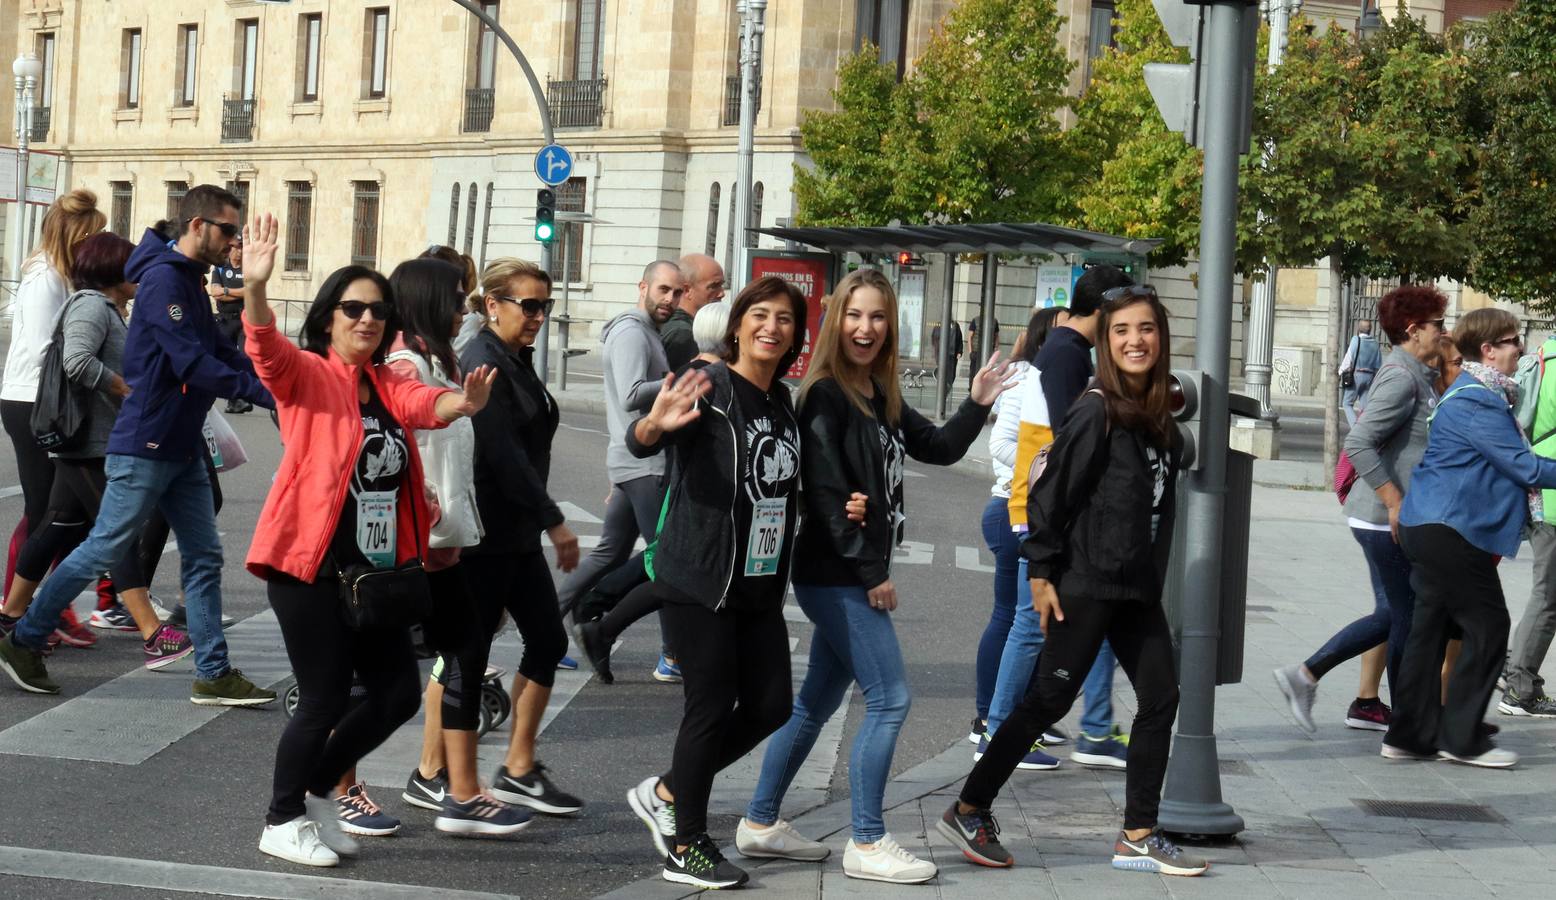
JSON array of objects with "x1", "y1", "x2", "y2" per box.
[{"x1": 203, "y1": 408, "x2": 248, "y2": 473}]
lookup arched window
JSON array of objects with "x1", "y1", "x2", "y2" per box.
[
  {"x1": 479, "y1": 182, "x2": 495, "y2": 269},
  {"x1": 745, "y1": 181, "x2": 764, "y2": 249},
  {"x1": 705, "y1": 183, "x2": 721, "y2": 257},
  {"x1": 463, "y1": 181, "x2": 478, "y2": 254},
  {"x1": 447, "y1": 183, "x2": 460, "y2": 247}
]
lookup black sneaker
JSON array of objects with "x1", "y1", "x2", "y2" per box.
[
  {"x1": 0, "y1": 634, "x2": 59, "y2": 694},
  {"x1": 572, "y1": 619, "x2": 614, "y2": 685},
  {"x1": 490, "y1": 762, "x2": 583, "y2": 815},
  {"x1": 0, "y1": 613, "x2": 17, "y2": 639},
  {"x1": 402, "y1": 767, "x2": 450, "y2": 811},
  {"x1": 935, "y1": 801, "x2": 1013, "y2": 867},
  {"x1": 1498, "y1": 690, "x2": 1556, "y2": 718},
  {"x1": 663, "y1": 833, "x2": 749, "y2": 890}
]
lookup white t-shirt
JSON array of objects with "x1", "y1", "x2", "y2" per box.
[{"x1": 1, "y1": 256, "x2": 69, "y2": 403}]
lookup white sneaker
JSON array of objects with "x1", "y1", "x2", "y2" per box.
[
  {"x1": 736, "y1": 817, "x2": 830, "y2": 861},
  {"x1": 304, "y1": 794, "x2": 360, "y2": 857},
  {"x1": 842, "y1": 833, "x2": 937, "y2": 884},
  {"x1": 148, "y1": 595, "x2": 174, "y2": 621},
  {"x1": 627, "y1": 775, "x2": 675, "y2": 858},
  {"x1": 259, "y1": 818, "x2": 340, "y2": 867},
  {"x1": 1439, "y1": 746, "x2": 1518, "y2": 768},
  {"x1": 1272, "y1": 664, "x2": 1317, "y2": 733}
]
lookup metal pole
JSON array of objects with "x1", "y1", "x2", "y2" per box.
[
  {"x1": 10, "y1": 66, "x2": 35, "y2": 284},
  {"x1": 730, "y1": 0, "x2": 766, "y2": 295},
  {"x1": 537, "y1": 241, "x2": 553, "y2": 382},
  {"x1": 1158, "y1": 0, "x2": 1247, "y2": 838},
  {"x1": 1242, "y1": 0, "x2": 1298, "y2": 421},
  {"x1": 446, "y1": 0, "x2": 553, "y2": 145},
  {"x1": 980, "y1": 252, "x2": 998, "y2": 368},
  {"x1": 1322, "y1": 267, "x2": 1346, "y2": 476},
  {"x1": 559, "y1": 226, "x2": 572, "y2": 390},
  {"x1": 937, "y1": 254, "x2": 955, "y2": 419}
]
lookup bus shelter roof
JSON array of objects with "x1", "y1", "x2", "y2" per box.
[{"x1": 754, "y1": 222, "x2": 1161, "y2": 258}]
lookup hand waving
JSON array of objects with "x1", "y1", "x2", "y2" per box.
[
  {"x1": 969, "y1": 351, "x2": 1016, "y2": 406},
  {"x1": 646, "y1": 370, "x2": 711, "y2": 435},
  {"x1": 451, "y1": 365, "x2": 498, "y2": 417},
  {"x1": 241, "y1": 213, "x2": 279, "y2": 284}
]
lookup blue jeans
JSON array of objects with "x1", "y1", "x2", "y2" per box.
[
  {"x1": 976, "y1": 496, "x2": 1021, "y2": 720},
  {"x1": 1305, "y1": 527, "x2": 1414, "y2": 693},
  {"x1": 987, "y1": 558, "x2": 1116, "y2": 738},
  {"x1": 747, "y1": 582, "x2": 911, "y2": 843},
  {"x1": 13, "y1": 454, "x2": 229, "y2": 680}
]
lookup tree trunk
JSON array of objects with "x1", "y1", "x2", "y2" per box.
[{"x1": 1322, "y1": 263, "x2": 1345, "y2": 479}]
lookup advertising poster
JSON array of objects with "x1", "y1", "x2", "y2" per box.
[
  {"x1": 749, "y1": 251, "x2": 833, "y2": 379},
  {"x1": 1036, "y1": 263, "x2": 1083, "y2": 309},
  {"x1": 896, "y1": 270, "x2": 925, "y2": 359}
]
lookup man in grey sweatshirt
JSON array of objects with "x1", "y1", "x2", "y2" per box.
[{"x1": 557, "y1": 261, "x2": 682, "y2": 667}]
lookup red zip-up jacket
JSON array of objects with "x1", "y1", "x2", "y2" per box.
[{"x1": 243, "y1": 316, "x2": 453, "y2": 582}]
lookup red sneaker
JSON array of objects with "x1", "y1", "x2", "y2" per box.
[
  {"x1": 1344, "y1": 698, "x2": 1390, "y2": 732},
  {"x1": 52, "y1": 619, "x2": 98, "y2": 649}
]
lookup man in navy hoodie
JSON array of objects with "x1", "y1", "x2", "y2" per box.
[{"x1": 0, "y1": 185, "x2": 275, "y2": 702}]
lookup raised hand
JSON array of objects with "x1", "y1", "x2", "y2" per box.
[
  {"x1": 241, "y1": 213, "x2": 279, "y2": 284},
  {"x1": 646, "y1": 370, "x2": 711, "y2": 435},
  {"x1": 969, "y1": 350, "x2": 1017, "y2": 406}
]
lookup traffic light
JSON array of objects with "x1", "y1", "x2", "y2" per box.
[
  {"x1": 535, "y1": 189, "x2": 556, "y2": 243},
  {"x1": 895, "y1": 251, "x2": 922, "y2": 267},
  {"x1": 1142, "y1": 0, "x2": 1257, "y2": 152},
  {"x1": 1169, "y1": 368, "x2": 1207, "y2": 470}
]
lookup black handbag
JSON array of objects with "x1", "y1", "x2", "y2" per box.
[
  {"x1": 336, "y1": 479, "x2": 432, "y2": 630},
  {"x1": 30, "y1": 299, "x2": 91, "y2": 452}
]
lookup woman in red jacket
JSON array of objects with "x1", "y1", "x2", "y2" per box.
[{"x1": 236, "y1": 215, "x2": 494, "y2": 868}]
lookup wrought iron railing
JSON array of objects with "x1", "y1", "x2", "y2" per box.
[
  {"x1": 29, "y1": 107, "x2": 51, "y2": 142},
  {"x1": 463, "y1": 87, "x2": 495, "y2": 133},
  {"x1": 221, "y1": 98, "x2": 255, "y2": 143},
  {"x1": 546, "y1": 77, "x2": 606, "y2": 129},
  {"x1": 722, "y1": 74, "x2": 761, "y2": 127}
]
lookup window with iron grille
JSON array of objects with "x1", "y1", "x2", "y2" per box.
[
  {"x1": 550, "y1": 177, "x2": 587, "y2": 282},
  {"x1": 447, "y1": 183, "x2": 461, "y2": 247},
  {"x1": 166, "y1": 182, "x2": 188, "y2": 222},
  {"x1": 285, "y1": 182, "x2": 313, "y2": 272},
  {"x1": 121, "y1": 29, "x2": 143, "y2": 109},
  {"x1": 705, "y1": 183, "x2": 721, "y2": 257},
  {"x1": 225, "y1": 180, "x2": 250, "y2": 213},
  {"x1": 351, "y1": 181, "x2": 381, "y2": 269},
  {"x1": 745, "y1": 182, "x2": 763, "y2": 249},
  {"x1": 463, "y1": 182, "x2": 478, "y2": 255},
  {"x1": 237, "y1": 20, "x2": 258, "y2": 101},
  {"x1": 298, "y1": 14, "x2": 322, "y2": 102},
  {"x1": 176, "y1": 24, "x2": 198, "y2": 107},
  {"x1": 111, "y1": 182, "x2": 134, "y2": 237},
  {"x1": 366, "y1": 8, "x2": 390, "y2": 99},
  {"x1": 479, "y1": 182, "x2": 495, "y2": 269}
]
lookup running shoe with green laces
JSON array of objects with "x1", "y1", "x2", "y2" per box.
[
  {"x1": 191, "y1": 668, "x2": 276, "y2": 706},
  {"x1": 0, "y1": 634, "x2": 59, "y2": 694},
  {"x1": 663, "y1": 833, "x2": 749, "y2": 890},
  {"x1": 1111, "y1": 828, "x2": 1208, "y2": 876}
]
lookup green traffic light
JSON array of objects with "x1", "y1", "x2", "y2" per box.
[{"x1": 536, "y1": 222, "x2": 555, "y2": 242}]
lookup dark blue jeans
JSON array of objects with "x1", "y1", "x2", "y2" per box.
[
  {"x1": 1305, "y1": 527, "x2": 1415, "y2": 694},
  {"x1": 976, "y1": 496, "x2": 1021, "y2": 721}
]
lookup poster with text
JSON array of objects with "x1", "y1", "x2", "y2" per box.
[
  {"x1": 749, "y1": 252, "x2": 834, "y2": 380},
  {"x1": 896, "y1": 270, "x2": 925, "y2": 359},
  {"x1": 1036, "y1": 264, "x2": 1083, "y2": 309}
]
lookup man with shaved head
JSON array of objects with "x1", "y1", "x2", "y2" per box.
[{"x1": 661, "y1": 254, "x2": 726, "y2": 370}]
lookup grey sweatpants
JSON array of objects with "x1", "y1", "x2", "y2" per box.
[
  {"x1": 556, "y1": 474, "x2": 669, "y2": 650},
  {"x1": 1507, "y1": 521, "x2": 1556, "y2": 699}
]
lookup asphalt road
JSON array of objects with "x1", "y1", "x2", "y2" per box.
[{"x1": 0, "y1": 405, "x2": 1011, "y2": 899}]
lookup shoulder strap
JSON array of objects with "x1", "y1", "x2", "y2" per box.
[{"x1": 1428, "y1": 382, "x2": 1497, "y2": 428}]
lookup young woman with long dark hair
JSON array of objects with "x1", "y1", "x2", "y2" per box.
[
  {"x1": 737, "y1": 269, "x2": 1011, "y2": 885},
  {"x1": 938, "y1": 285, "x2": 1207, "y2": 878}
]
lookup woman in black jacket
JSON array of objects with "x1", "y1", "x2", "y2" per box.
[
  {"x1": 739, "y1": 269, "x2": 1010, "y2": 886},
  {"x1": 623, "y1": 276, "x2": 808, "y2": 891},
  {"x1": 937, "y1": 285, "x2": 1206, "y2": 878},
  {"x1": 457, "y1": 258, "x2": 583, "y2": 820}
]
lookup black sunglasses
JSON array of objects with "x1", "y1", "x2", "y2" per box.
[
  {"x1": 1100, "y1": 284, "x2": 1159, "y2": 305},
  {"x1": 336, "y1": 300, "x2": 393, "y2": 321},
  {"x1": 497, "y1": 296, "x2": 555, "y2": 319},
  {"x1": 1491, "y1": 334, "x2": 1523, "y2": 349},
  {"x1": 204, "y1": 220, "x2": 240, "y2": 239}
]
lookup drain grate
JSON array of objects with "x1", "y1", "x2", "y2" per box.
[
  {"x1": 1354, "y1": 799, "x2": 1505, "y2": 823},
  {"x1": 1219, "y1": 759, "x2": 1255, "y2": 776}
]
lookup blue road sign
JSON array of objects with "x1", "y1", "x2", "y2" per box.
[{"x1": 535, "y1": 144, "x2": 574, "y2": 186}]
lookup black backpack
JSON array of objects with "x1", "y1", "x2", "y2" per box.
[{"x1": 29, "y1": 296, "x2": 91, "y2": 451}]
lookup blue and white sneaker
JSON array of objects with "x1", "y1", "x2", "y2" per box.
[
  {"x1": 557, "y1": 655, "x2": 579, "y2": 671},
  {"x1": 652, "y1": 655, "x2": 682, "y2": 684},
  {"x1": 336, "y1": 783, "x2": 401, "y2": 836},
  {"x1": 1072, "y1": 727, "x2": 1129, "y2": 769},
  {"x1": 973, "y1": 734, "x2": 1060, "y2": 770},
  {"x1": 88, "y1": 603, "x2": 137, "y2": 632}
]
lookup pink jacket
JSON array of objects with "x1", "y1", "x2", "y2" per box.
[{"x1": 243, "y1": 317, "x2": 452, "y2": 582}]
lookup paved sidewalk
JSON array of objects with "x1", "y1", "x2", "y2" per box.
[{"x1": 600, "y1": 485, "x2": 1556, "y2": 899}]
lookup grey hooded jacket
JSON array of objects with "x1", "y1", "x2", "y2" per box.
[
  {"x1": 601, "y1": 307, "x2": 668, "y2": 483},
  {"x1": 1341, "y1": 346, "x2": 1439, "y2": 526}
]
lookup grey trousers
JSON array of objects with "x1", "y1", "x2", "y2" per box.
[
  {"x1": 556, "y1": 474, "x2": 669, "y2": 650},
  {"x1": 1507, "y1": 521, "x2": 1556, "y2": 698}
]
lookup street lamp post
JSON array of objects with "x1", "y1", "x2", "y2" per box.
[
  {"x1": 9, "y1": 53, "x2": 43, "y2": 285},
  {"x1": 1241, "y1": 0, "x2": 1300, "y2": 422},
  {"x1": 730, "y1": 0, "x2": 767, "y2": 295}
]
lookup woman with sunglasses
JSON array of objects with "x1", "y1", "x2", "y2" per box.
[
  {"x1": 1273, "y1": 287, "x2": 1447, "y2": 735},
  {"x1": 939, "y1": 285, "x2": 1207, "y2": 878},
  {"x1": 1386, "y1": 308, "x2": 1556, "y2": 768},
  {"x1": 456, "y1": 258, "x2": 585, "y2": 817},
  {"x1": 238, "y1": 215, "x2": 495, "y2": 868}
]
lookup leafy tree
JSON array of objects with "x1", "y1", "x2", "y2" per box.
[
  {"x1": 792, "y1": 47, "x2": 916, "y2": 226},
  {"x1": 1461, "y1": 4, "x2": 1556, "y2": 312}
]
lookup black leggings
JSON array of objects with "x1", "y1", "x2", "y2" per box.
[
  {"x1": 16, "y1": 457, "x2": 146, "y2": 589},
  {"x1": 466, "y1": 550, "x2": 568, "y2": 689},
  {"x1": 590, "y1": 553, "x2": 658, "y2": 645},
  {"x1": 423, "y1": 565, "x2": 490, "y2": 731},
  {"x1": 267, "y1": 572, "x2": 422, "y2": 825},
  {"x1": 960, "y1": 592, "x2": 1179, "y2": 831},
  {"x1": 131, "y1": 452, "x2": 222, "y2": 591},
  {"x1": 658, "y1": 590, "x2": 791, "y2": 844},
  {"x1": 1, "y1": 400, "x2": 55, "y2": 530}
]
